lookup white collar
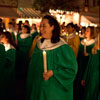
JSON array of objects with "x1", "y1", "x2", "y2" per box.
[
  {"x1": 81, "y1": 39, "x2": 95, "y2": 46},
  {"x1": 37, "y1": 38, "x2": 67, "y2": 50},
  {"x1": 20, "y1": 33, "x2": 31, "y2": 39},
  {"x1": 3, "y1": 43, "x2": 15, "y2": 51}
]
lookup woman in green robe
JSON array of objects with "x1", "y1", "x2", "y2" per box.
[
  {"x1": 81, "y1": 39, "x2": 100, "y2": 100},
  {"x1": 0, "y1": 31, "x2": 16, "y2": 100},
  {"x1": 74, "y1": 26, "x2": 96, "y2": 100},
  {"x1": 16, "y1": 25, "x2": 32, "y2": 99},
  {"x1": 27, "y1": 15, "x2": 78, "y2": 100},
  {"x1": 16, "y1": 25, "x2": 32, "y2": 77},
  {"x1": 30, "y1": 23, "x2": 38, "y2": 40}
]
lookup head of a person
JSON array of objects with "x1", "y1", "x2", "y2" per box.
[
  {"x1": 8, "y1": 22, "x2": 13, "y2": 29},
  {"x1": 15, "y1": 24, "x2": 19, "y2": 30},
  {"x1": 81, "y1": 27, "x2": 86, "y2": 34},
  {"x1": 24, "y1": 20, "x2": 30, "y2": 26},
  {"x1": 31, "y1": 24, "x2": 37, "y2": 31},
  {"x1": 0, "y1": 31, "x2": 16, "y2": 48},
  {"x1": 40, "y1": 15, "x2": 60, "y2": 43},
  {"x1": 22, "y1": 25, "x2": 30, "y2": 34},
  {"x1": 85, "y1": 26, "x2": 95, "y2": 39},
  {"x1": 66, "y1": 23, "x2": 75, "y2": 34}
]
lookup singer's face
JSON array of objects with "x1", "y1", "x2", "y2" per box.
[{"x1": 40, "y1": 18, "x2": 54, "y2": 39}]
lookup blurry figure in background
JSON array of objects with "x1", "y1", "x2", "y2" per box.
[
  {"x1": 8, "y1": 22, "x2": 14, "y2": 33},
  {"x1": 14, "y1": 24, "x2": 21, "y2": 34},
  {"x1": 18, "y1": 20, "x2": 23, "y2": 31},
  {"x1": 8, "y1": 22, "x2": 16, "y2": 42},
  {"x1": 79, "y1": 27, "x2": 86, "y2": 41},
  {"x1": 60, "y1": 26, "x2": 68, "y2": 36},
  {"x1": 30, "y1": 23, "x2": 38, "y2": 40},
  {"x1": 26, "y1": 15, "x2": 77, "y2": 100},
  {"x1": 16, "y1": 25, "x2": 32, "y2": 100},
  {"x1": 0, "y1": 31, "x2": 16, "y2": 100},
  {"x1": 74, "y1": 26, "x2": 96, "y2": 100},
  {"x1": 65, "y1": 23, "x2": 80, "y2": 58},
  {"x1": 61, "y1": 22, "x2": 65, "y2": 30},
  {"x1": 0, "y1": 18, "x2": 6, "y2": 30},
  {"x1": 81, "y1": 34, "x2": 100, "y2": 100},
  {"x1": 24, "y1": 20, "x2": 30, "y2": 27},
  {"x1": 11, "y1": 18, "x2": 16, "y2": 28}
]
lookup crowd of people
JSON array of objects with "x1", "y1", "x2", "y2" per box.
[{"x1": 0, "y1": 15, "x2": 100, "y2": 100}]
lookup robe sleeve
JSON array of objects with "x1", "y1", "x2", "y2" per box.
[
  {"x1": 0, "y1": 44, "x2": 5, "y2": 75},
  {"x1": 53, "y1": 44, "x2": 78, "y2": 90}
]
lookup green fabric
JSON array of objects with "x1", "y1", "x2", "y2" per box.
[
  {"x1": 98, "y1": 89, "x2": 100, "y2": 100},
  {"x1": 27, "y1": 44, "x2": 78, "y2": 100},
  {"x1": 11, "y1": 32, "x2": 15, "y2": 41},
  {"x1": 74, "y1": 43, "x2": 95, "y2": 100},
  {"x1": 5, "y1": 49, "x2": 16, "y2": 99},
  {"x1": 83, "y1": 50, "x2": 100, "y2": 100},
  {"x1": 31, "y1": 31, "x2": 38, "y2": 40},
  {"x1": 16, "y1": 34, "x2": 32, "y2": 76},
  {"x1": 0, "y1": 47, "x2": 16, "y2": 100},
  {"x1": 77, "y1": 43, "x2": 95, "y2": 79},
  {"x1": 0, "y1": 44, "x2": 6, "y2": 99},
  {"x1": 0, "y1": 44, "x2": 5, "y2": 75}
]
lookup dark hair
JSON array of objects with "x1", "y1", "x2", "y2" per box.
[
  {"x1": 1, "y1": 31, "x2": 16, "y2": 48},
  {"x1": 43, "y1": 15, "x2": 60, "y2": 43},
  {"x1": 87, "y1": 26, "x2": 96, "y2": 39},
  {"x1": 32, "y1": 23, "x2": 37, "y2": 31},
  {"x1": 8, "y1": 22, "x2": 13, "y2": 25},
  {"x1": 23, "y1": 25, "x2": 30, "y2": 33},
  {"x1": 0, "y1": 18, "x2": 2, "y2": 22},
  {"x1": 0, "y1": 27, "x2": 3, "y2": 33},
  {"x1": 66, "y1": 23, "x2": 75, "y2": 28}
]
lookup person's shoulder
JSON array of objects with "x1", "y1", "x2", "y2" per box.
[{"x1": 59, "y1": 43, "x2": 73, "y2": 52}]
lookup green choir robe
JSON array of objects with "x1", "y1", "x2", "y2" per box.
[
  {"x1": 16, "y1": 33, "x2": 32, "y2": 77},
  {"x1": 0, "y1": 43, "x2": 6, "y2": 99},
  {"x1": 0, "y1": 43, "x2": 16, "y2": 100},
  {"x1": 74, "y1": 39, "x2": 95, "y2": 100},
  {"x1": 0, "y1": 43, "x2": 5, "y2": 74},
  {"x1": 31, "y1": 31, "x2": 38, "y2": 40},
  {"x1": 83, "y1": 50, "x2": 100, "y2": 100},
  {"x1": 27, "y1": 38, "x2": 78, "y2": 100}
]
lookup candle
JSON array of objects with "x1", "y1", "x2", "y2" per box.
[
  {"x1": 84, "y1": 39, "x2": 87, "y2": 52},
  {"x1": 43, "y1": 50, "x2": 47, "y2": 72},
  {"x1": 79, "y1": 30, "x2": 81, "y2": 33},
  {"x1": 3, "y1": 29, "x2": 6, "y2": 32},
  {"x1": 7, "y1": 29, "x2": 10, "y2": 32},
  {"x1": 76, "y1": 32, "x2": 78, "y2": 35}
]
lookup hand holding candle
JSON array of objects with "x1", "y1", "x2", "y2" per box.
[{"x1": 43, "y1": 50, "x2": 47, "y2": 73}]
